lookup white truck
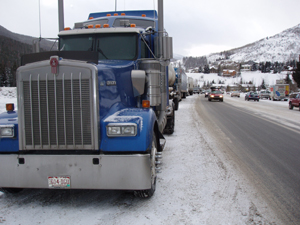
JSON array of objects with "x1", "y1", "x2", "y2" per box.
[{"x1": 269, "y1": 80, "x2": 289, "y2": 101}]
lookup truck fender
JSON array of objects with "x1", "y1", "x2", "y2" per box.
[{"x1": 101, "y1": 108, "x2": 158, "y2": 153}]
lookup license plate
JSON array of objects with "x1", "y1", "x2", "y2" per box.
[{"x1": 48, "y1": 176, "x2": 70, "y2": 188}]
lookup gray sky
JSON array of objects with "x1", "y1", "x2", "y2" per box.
[{"x1": 1, "y1": 0, "x2": 300, "y2": 56}]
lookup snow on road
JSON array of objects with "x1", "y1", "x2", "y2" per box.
[{"x1": 0, "y1": 88, "x2": 281, "y2": 224}]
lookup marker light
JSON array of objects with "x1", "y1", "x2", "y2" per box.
[
  {"x1": 106, "y1": 14, "x2": 111, "y2": 16},
  {"x1": 121, "y1": 13, "x2": 126, "y2": 16},
  {"x1": 103, "y1": 24, "x2": 109, "y2": 28},
  {"x1": 114, "y1": 13, "x2": 118, "y2": 16},
  {"x1": 6, "y1": 103, "x2": 14, "y2": 112},
  {"x1": 89, "y1": 17, "x2": 94, "y2": 20},
  {"x1": 142, "y1": 100, "x2": 150, "y2": 108},
  {"x1": 130, "y1": 24, "x2": 136, "y2": 27},
  {"x1": 88, "y1": 24, "x2": 94, "y2": 29},
  {"x1": 95, "y1": 24, "x2": 101, "y2": 28},
  {"x1": 142, "y1": 14, "x2": 146, "y2": 17},
  {"x1": 64, "y1": 27, "x2": 71, "y2": 30}
]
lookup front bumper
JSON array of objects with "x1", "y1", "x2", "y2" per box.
[{"x1": 0, "y1": 154, "x2": 151, "y2": 190}]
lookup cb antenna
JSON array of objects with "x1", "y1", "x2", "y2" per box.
[
  {"x1": 33, "y1": 0, "x2": 42, "y2": 53},
  {"x1": 39, "y1": 0, "x2": 42, "y2": 39}
]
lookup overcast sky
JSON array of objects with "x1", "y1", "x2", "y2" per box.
[{"x1": 1, "y1": 0, "x2": 300, "y2": 57}]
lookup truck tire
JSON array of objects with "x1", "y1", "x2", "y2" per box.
[
  {"x1": 173, "y1": 98, "x2": 179, "y2": 111},
  {"x1": 163, "y1": 111, "x2": 175, "y2": 134},
  {"x1": 134, "y1": 132, "x2": 157, "y2": 198},
  {"x1": 289, "y1": 102, "x2": 294, "y2": 110}
]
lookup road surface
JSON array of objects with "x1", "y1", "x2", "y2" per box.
[{"x1": 196, "y1": 93, "x2": 300, "y2": 224}]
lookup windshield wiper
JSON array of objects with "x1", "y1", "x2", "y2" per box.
[
  {"x1": 97, "y1": 40, "x2": 108, "y2": 59},
  {"x1": 60, "y1": 44, "x2": 65, "y2": 51}
]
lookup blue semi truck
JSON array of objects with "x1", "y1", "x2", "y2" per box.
[{"x1": 0, "y1": 0, "x2": 174, "y2": 198}]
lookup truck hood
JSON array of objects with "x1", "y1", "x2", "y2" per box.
[{"x1": 96, "y1": 60, "x2": 137, "y2": 121}]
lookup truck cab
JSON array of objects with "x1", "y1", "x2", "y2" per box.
[{"x1": 0, "y1": 7, "x2": 174, "y2": 198}]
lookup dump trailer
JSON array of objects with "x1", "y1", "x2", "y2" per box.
[{"x1": 0, "y1": 0, "x2": 174, "y2": 198}]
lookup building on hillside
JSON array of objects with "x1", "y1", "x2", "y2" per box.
[
  {"x1": 210, "y1": 66, "x2": 218, "y2": 73},
  {"x1": 227, "y1": 84, "x2": 239, "y2": 92},
  {"x1": 241, "y1": 84, "x2": 255, "y2": 92},
  {"x1": 241, "y1": 64, "x2": 251, "y2": 71},
  {"x1": 222, "y1": 69, "x2": 236, "y2": 77}
]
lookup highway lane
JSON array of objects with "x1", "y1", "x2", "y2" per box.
[{"x1": 195, "y1": 95, "x2": 300, "y2": 224}]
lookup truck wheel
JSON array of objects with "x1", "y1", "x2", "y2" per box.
[
  {"x1": 163, "y1": 111, "x2": 175, "y2": 134},
  {"x1": 0, "y1": 188, "x2": 23, "y2": 194},
  {"x1": 173, "y1": 98, "x2": 179, "y2": 111},
  {"x1": 134, "y1": 132, "x2": 157, "y2": 198},
  {"x1": 289, "y1": 102, "x2": 294, "y2": 110}
]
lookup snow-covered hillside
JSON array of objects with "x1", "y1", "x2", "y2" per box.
[
  {"x1": 207, "y1": 24, "x2": 300, "y2": 63},
  {"x1": 188, "y1": 71, "x2": 290, "y2": 88}
]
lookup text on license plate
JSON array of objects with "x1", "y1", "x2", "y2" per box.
[{"x1": 48, "y1": 176, "x2": 70, "y2": 188}]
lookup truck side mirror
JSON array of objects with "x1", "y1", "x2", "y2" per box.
[{"x1": 131, "y1": 70, "x2": 146, "y2": 97}]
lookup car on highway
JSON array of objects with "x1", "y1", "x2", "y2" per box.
[
  {"x1": 230, "y1": 91, "x2": 240, "y2": 98},
  {"x1": 289, "y1": 92, "x2": 300, "y2": 111},
  {"x1": 258, "y1": 90, "x2": 271, "y2": 99},
  {"x1": 245, "y1": 92, "x2": 260, "y2": 101},
  {"x1": 193, "y1": 87, "x2": 201, "y2": 94},
  {"x1": 204, "y1": 89, "x2": 210, "y2": 97},
  {"x1": 208, "y1": 90, "x2": 223, "y2": 102}
]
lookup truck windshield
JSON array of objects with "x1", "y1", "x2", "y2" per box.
[
  {"x1": 96, "y1": 33, "x2": 137, "y2": 60},
  {"x1": 59, "y1": 33, "x2": 138, "y2": 60},
  {"x1": 60, "y1": 35, "x2": 94, "y2": 51}
]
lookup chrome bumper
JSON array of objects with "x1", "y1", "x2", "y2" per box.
[{"x1": 0, "y1": 154, "x2": 151, "y2": 190}]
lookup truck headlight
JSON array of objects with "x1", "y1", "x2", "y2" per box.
[
  {"x1": 0, "y1": 125, "x2": 15, "y2": 138},
  {"x1": 106, "y1": 123, "x2": 137, "y2": 137}
]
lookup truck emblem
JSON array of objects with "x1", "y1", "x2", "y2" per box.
[
  {"x1": 106, "y1": 81, "x2": 116, "y2": 86},
  {"x1": 50, "y1": 56, "x2": 59, "y2": 74}
]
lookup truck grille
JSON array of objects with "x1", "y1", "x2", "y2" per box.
[{"x1": 17, "y1": 60, "x2": 99, "y2": 150}]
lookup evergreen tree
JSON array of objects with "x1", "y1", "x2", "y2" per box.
[
  {"x1": 0, "y1": 62, "x2": 7, "y2": 87},
  {"x1": 11, "y1": 62, "x2": 17, "y2": 87},
  {"x1": 292, "y1": 61, "x2": 300, "y2": 88},
  {"x1": 261, "y1": 79, "x2": 266, "y2": 89},
  {"x1": 284, "y1": 74, "x2": 292, "y2": 84},
  {"x1": 204, "y1": 65, "x2": 210, "y2": 74}
]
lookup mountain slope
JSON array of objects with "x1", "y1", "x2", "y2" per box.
[
  {"x1": 0, "y1": 25, "x2": 57, "y2": 51},
  {"x1": 207, "y1": 24, "x2": 300, "y2": 63}
]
